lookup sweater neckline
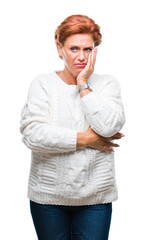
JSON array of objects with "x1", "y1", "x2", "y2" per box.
[{"x1": 53, "y1": 70, "x2": 79, "y2": 88}]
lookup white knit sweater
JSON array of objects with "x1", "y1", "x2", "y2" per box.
[{"x1": 20, "y1": 70, "x2": 125, "y2": 206}]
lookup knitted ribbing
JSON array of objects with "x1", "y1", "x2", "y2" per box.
[{"x1": 20, "y1": 70, "x2": 125, "y2": 206}]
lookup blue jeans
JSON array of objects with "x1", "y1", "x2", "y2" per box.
[{"x1": 30, "y1": 200, "x2": 112, "y2": 240}]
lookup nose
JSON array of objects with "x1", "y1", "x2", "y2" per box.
[{"x1": 78, "y1": 50, "x2": 85, "y2": 62}]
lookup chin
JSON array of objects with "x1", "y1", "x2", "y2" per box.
[
  {"x1": 68, "y1": 66, "x2": 83, "y2": 78},
  {"x1": 74, "y1": 68, "x2": 83, "y2": 74}
]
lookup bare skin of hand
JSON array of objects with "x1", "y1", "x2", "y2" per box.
[
  {"x1": 76, "y1": 47, "x2": 97, "y2": 86},
  {"x1": 85, "y1": 127, "x2": 125, "y2": 153},
  {"x1": 77, "y1": 127, "x2": 125, "y2": 153}
]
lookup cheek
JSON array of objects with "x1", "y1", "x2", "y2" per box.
[{"x1": 66, "y1": 54, "x2": 76, "y2": 64}]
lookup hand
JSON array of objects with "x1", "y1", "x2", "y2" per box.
[
  {"x1": 85, "y1": 127, "x2": 125, "y2": 153},
  {"x1": 76, "y1": 47, "x2": 98, "y2": 87}
]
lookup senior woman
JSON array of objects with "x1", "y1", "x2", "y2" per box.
[{"x1": 20, "y1": 14, "x2": 125, "y2": 240}]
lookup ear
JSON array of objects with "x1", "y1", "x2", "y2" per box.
[{"x1": 57, "y1": 43, "x2": 63, "y2": 59}]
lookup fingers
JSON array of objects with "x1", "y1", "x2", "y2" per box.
[
  {"x1": 87, "y1": 52, "x2": 93, "y2": 69},
  {"x1": 105, "y1": 141, "x2": 119, "y2": 148},
  {"x1": 92, "y1": 47, "x2": 97, "y2": 66},
  {"x1": 106, "y1": 132, "x2": 125, "y2": 141},
  {"x1": 119, "y1": 132, "x2": 125, "y2": 137},
  {"x1": 98, "y1": 138, "x2": 120, "y2": 153},
  {"x1": 101, "y1": 143, "x2": 119, "y2": 153},
  {"x1": 90, "y1": 144, "x2": 114, "y2": 153},
  {"x1": 101, "y1": 146, "x2": 114, "y2": 153},
  {"x1": 87, "y1": 47, "x2": 97, "y2": 69},
  {"x1": 87, "y1": 127, "x2": 124, "y2": 153}
]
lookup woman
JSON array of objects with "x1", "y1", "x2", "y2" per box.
[{"x1": 20, "y1": 14, "x2": 125, "y2": 240}]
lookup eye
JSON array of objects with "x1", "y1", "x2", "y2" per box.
[
  {"x1": 70, "y1": 47, "x2": 77, "y2": 52},
  {"x1": 85, "y1": 48, "x2": 92, "y2": 52}
]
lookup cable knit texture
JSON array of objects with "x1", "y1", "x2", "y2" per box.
[{"x1": 20, "y1": 70, "x2": 125, "y2": 206}]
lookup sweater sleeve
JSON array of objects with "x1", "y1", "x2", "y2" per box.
[
  {"x1": 20, "y1": 75, "x2": 77, "y2": 153},
  {"x1": 80, "y1": 75, "x2": 126, "y2": 138}
]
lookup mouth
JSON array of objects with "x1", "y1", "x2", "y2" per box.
[{"x1": 74, "y1": 63, "x2": 87, "y2": 67}]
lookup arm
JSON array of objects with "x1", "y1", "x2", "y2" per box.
[
  {"x1": 76, "y1": 47, "x2": 125, "y2": 138},
  {"x1": 20, "y1": 75, "x2": 77, "y2": 153},
  {"x1": 80, "y1": 75, "x2": 126, "y2": 138},
  {"x1": 77, "y1": 127, "x2": 124, "y2": 153}
]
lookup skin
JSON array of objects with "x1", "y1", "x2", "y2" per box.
[
  {"x1": 57, "y1": 33, "x2": 96, "y2": 85},
  {"x1": 57, "y1": 33, "x2": 125, "y2": 153}
]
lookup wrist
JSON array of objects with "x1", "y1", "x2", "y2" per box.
[
  {"x1": 77, "y1": 79, "x2": 88, "y2": 88},
  {"x1": 77, "y1": 132, "x2": 88, "y2": 149},
  {"x1": 78, "y1": 82, "x2": 93, "y2": 94},
  {"x1": 77, "y1": 82, "x2": 86, "y2": 88}
]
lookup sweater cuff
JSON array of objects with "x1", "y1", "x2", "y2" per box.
[{"x1": 60, "y1": 129, "x2": 78, "y2": 152}]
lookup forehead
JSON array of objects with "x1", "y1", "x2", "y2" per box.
[{"x1": 64, "y1": 34, "x2": 94, "y2": 47}]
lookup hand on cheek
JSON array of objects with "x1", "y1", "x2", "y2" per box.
[
  {"x1": 77, "y1": 46, "x2": 97, "y2": 85},
  {"x1": 88, "y1": 46, "x2": 97, "y2": 68},
  {"x1": 82, "y1": 46, "x2": 97, "y2": 73}
]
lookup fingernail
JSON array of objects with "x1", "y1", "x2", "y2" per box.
[{"x1": 121, "y1": 133, "x2": 125, "y2": 137}]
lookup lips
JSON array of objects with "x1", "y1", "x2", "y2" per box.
[{"x1": 74, "y1": 63, "x2": 87, "y2": 66}]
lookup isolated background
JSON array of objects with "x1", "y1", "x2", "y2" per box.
[{"x1": 0, "y1": 0, "x2": 144, "y2": 239}]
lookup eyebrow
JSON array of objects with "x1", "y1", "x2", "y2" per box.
[{"x1": 70, "y1": 45, "x2": 94, "y2": 48}]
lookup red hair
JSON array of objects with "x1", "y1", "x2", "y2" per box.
[{"x1": 54, "y1": 14, "x2": 102, "y2": 52}]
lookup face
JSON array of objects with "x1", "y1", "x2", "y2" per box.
[{"x1": 58, "y1": 34, "x2": 95, "y2": 77}]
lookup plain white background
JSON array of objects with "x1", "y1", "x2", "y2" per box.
[{"x1": 0, "y1": 0, "x2": 145, "y2": 239}]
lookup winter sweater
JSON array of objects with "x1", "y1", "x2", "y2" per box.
[{"x1": 20, "y1": 70, "x2": 125, "y2": 206}]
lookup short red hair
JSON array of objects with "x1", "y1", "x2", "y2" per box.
[{"x1": 54, "y1": 14, "x2": 102, "y2": 52}]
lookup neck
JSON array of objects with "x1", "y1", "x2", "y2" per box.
[{"x1": 59, "y1": 67, "x2": 77, "y2": 85}]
